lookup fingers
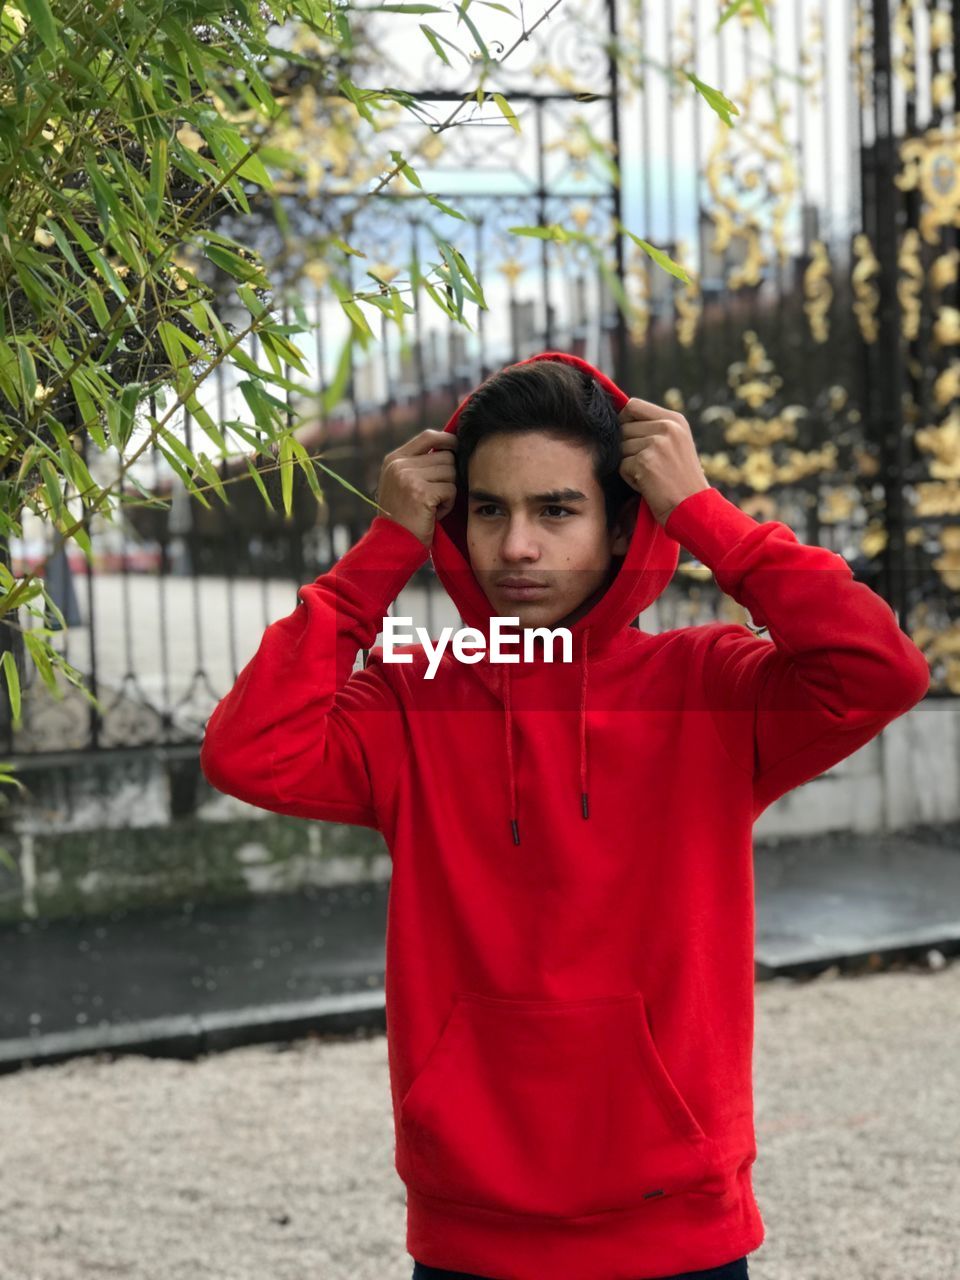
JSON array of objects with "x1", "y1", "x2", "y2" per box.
[
  {"x1": 430, "y1": 481, "x2": 457, "y2": 510},
  {"x1": 618, "y1": 397, "x2": 687, "y2": 428},
  {"x1": 620, "y1": 416, "x2": 678, "y2": 445},
  {"x1": 392, "y1": 428, "x2": 459, "y2": 459},
  {"x1": 620, "y1": 434, "x2": 657, "y2": 456}
]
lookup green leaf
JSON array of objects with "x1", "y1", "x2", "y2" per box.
[
  {"x1": 441, "y1": 241, "x2": 486, "y2": 307},
  {"x1": 389, "y1": 149, "x2": 423, "y2": 189},
  {"x1": 186, "y1": 393, "x2": 228, "y2": 455},
  {"x1": 419, "y1": 23, "x2": 453, "y2": 67},
  {"x1": 717, "y1": 0, "x2": 772, "y2": 36},
  {"x1": 194, "y1": 451, "x2": 228, "y2": 504},
  {"x1": 215, "y1": 127, "x2": 274, "y2": 188},
  {"x1": 70, "y1": 374, "x2": 108, "y2": 451},
  {"x1": 205, "y1": 244, "x2": 267, "y2": 284},
  {"x1": 455, "y1": 0, "x2": 489, "y2": 58},
  {"x1": 146, "y1": 137, "x2": 168, "y2": 226},
  {"x1": 58, "y1": 515, "x2": 93, "y2": 563},
  {"x1": 1, "y1": 651, "x2": 21, "y2": 728},
  {"x1": 311, "y1": 458, "x2": 381, "y2": 511},
  {"x1": 84, "y1": 153, "x2": 126, "y2": 236},
  {"x1": 239, "y1": 380, "x2": 283, "y2": 436},
  {"x1": 104, "y1": 382, "x2": 142, "y2": 452},
  {"x1": 434, "y1": 240, "x2": 464, "y2": 317},
  {"x1": 38, "y1": 457, "x2": 62, "y2": 518},
  {"x1": 492, "y1": 93, "x2": 520, "y2": 134},
  {"x1": 423, "y1": 192, "x2": 466, "y2": 220},
  {"x1": 88, "y1": 249, "x2": 130, "y2": 303},
  {"x1": 16, "y1": 340, "x2": 36, "y2": 405},
  {"x1": 84, "y1": 280, "x2": 111, "y2": 329},
  {"x1": 278, "y1": 432, "x2": 294, "y2": 517},
  {"x1": 0, "y1": 342, "x2": 21, "y2": 409},
  {"x1": 341, "y1": 298, "x2": 374, "y2": 342},
  {"x1": 618, "y1": 224, "x2": 691, "y2": 284},
  {"x1": 508, "y1": 223, "x2": 570, "y2": 241},
  {"x1": 56, "y1": 442, "x2": 99, "y2": 509},
  {"x1": 23, "y1": 631, "x2": 61, "y2": 699},
  {"x1": 684, "y1": 71, "x2": 740, "y2": 126},
  {"x1": 43, "y1": 220, "x2": 86, "y2": 277},
  {"x1": 337, "y1": 77, "x2": 375, "y2": 124},
  {"x1": 157, "y1": 320, "x2": 185, "y2": 369},
  {"x1": 289, "y1": 436, "x2": 325, "y2": 504},
  {"x1": 323, "y1": 238, "x2": 366, "y2": 260},
  {"x1": 21, "y1": 0, "x2": 57, "y2": 52},
  {"x1": 243, "y1": 455, "x2": 273, "y2": 511},
  {"x1": 230, "y1": 347, "x2": 304, "y2": 394}
]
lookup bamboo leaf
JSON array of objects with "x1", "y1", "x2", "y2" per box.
[
  {"x1": 21, "y1": 0, "x2": 57, "y2": 51},
  {"x1": 455, "y1": 0, "x2": 489, "y2": 58},
  {"x1": 618, "y1": 224, "x2": 691, "y2": 284},
  {"x1": 1, "y1": 651, "x2": 21, "y2": 728},
  {"x1": 16, "y1": 340, "x2": 36, "y2": 405},
  {"x1": 717, "y1": 0, "x2": 771, "y2": 36},
  {"x1": 492, "y1": 93, "x2": 520, "y2": 134},
  {"x1": 311, "y1": 458, "x2": 381, "y2": 511},
  {"x1": 684, "y1": 71, "x2": 740, "y2": 126},
  {"x1": 389, "y1": 149, "x2": 422, "y2": 189},
  {"x1": 243, "y1": 455, "x2": 273, "y2": 511},
  {"x1": 419, "y1": 24, "x2": 452, "y2": 66},
  {"x1": 423, "y1": 192, "x2": 466, "y2": 220},
  {"x1": 279, "y1": 431, "x2": 293, "y2": 517},
  {"x1": 508, "y1": 223, "x2": 570, "y2": 241}
]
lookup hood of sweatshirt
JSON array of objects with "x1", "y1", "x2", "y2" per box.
[{"x1": 430, "y1": 351, "x2": 681, "y2": 846}]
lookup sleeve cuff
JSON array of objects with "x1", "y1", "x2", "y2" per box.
[{"x1": 662, "y1": 486, "x2": 762, "y2": 569}]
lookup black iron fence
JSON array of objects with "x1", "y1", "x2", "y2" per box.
[{"x1": 3, "y1": 0, "x2": 958, "y2": 763}]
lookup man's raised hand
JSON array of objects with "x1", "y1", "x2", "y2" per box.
[
  {"x1": 375, "y1": 428, "x2": 459, "y2": 547},
  {"x1": 617, "y1": 398, "x2": 711, "y2": 527}
]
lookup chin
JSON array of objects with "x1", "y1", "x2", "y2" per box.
[{"x1": 515, "y1": 605, "x2": 572, "y2": 631}]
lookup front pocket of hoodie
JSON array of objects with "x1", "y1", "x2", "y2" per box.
[{"x1": 396, "y1": 990, "x2": 714, "y2": 1218}]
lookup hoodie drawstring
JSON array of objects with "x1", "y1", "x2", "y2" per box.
[
  {"x1": 580, "y1": 627, "x2": 590, "y2": 820},
  {"x1": 503, "y1": 663, "x2": 520, "y2": 846},
  {"x1": 503, "y1": 627, "x2": 591, "y2": 846}
]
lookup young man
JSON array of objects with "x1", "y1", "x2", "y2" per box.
[{"x1": 200, "y1": 351, "x2": 930, "y2": 1280}]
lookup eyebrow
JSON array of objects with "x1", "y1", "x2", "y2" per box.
[{"x1": 468, "y1": 488, "x2": 588, "y2": 504}]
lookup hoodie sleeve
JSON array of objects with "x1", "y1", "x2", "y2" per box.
[
  {"x1": 199, "y1": 514, "x2": 430, "y2": 828},
  {"x1": 663, "y1": 486, "x2": 930, "y2": 818}
]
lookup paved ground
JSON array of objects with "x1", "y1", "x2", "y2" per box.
[{"x1": 3, "y1": 957, "x2": 958, "y2": 1280}]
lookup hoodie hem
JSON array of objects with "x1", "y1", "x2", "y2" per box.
[{"x1": 405, "y1": 1164, "x2": 765, "y2": 1280}]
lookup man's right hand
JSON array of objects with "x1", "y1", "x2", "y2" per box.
[{"x1": 374, "y1": 428, "x2": 459, "y2": 548}]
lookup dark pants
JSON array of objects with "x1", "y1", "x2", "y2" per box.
[{"x1": 412, "y1": 1256, "x2": 749, "y2": 1280}]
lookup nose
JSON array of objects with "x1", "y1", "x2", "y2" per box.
[{"x1": 500, "y1": 515, "x2": 541, "y2": 563}]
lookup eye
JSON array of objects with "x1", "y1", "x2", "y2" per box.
[{"x1": 471, "y1": 504, "x2": 575, "y2": 518}]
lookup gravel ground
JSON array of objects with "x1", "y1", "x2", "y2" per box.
[{"x1": 3, "y1": 960, "x2": 959, "y2": 1280}]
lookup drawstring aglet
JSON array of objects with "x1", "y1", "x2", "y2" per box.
[
  {"x1": 581, "y1": 792, "x2": 590, "y2": 819},
  {"x1": 511, "y1": 818, "x2": 521, "y2": 845}
]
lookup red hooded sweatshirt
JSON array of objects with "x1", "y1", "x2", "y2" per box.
[{"x1": 200, "y1": 352, "x2": 930, "y2": 1280}]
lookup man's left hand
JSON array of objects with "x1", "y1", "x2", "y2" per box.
[{"x1": 618, "y1": 397, "x2": 711, "y2": 526}]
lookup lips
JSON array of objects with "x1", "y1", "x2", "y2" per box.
[
  {"x1": 497, "y1": 578, "x2": 549, "y2": 589},
  {"x1": 497, "y1": 580, "x2": 550, "y2": 599}
]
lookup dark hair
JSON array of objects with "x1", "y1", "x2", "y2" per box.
[{"x1": 454, "y1": 359, "x2": 636, "y2": 530}]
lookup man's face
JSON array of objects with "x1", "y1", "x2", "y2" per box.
[{"x1": 465, "y1": 430, "x2": 634, "y2": 631}]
